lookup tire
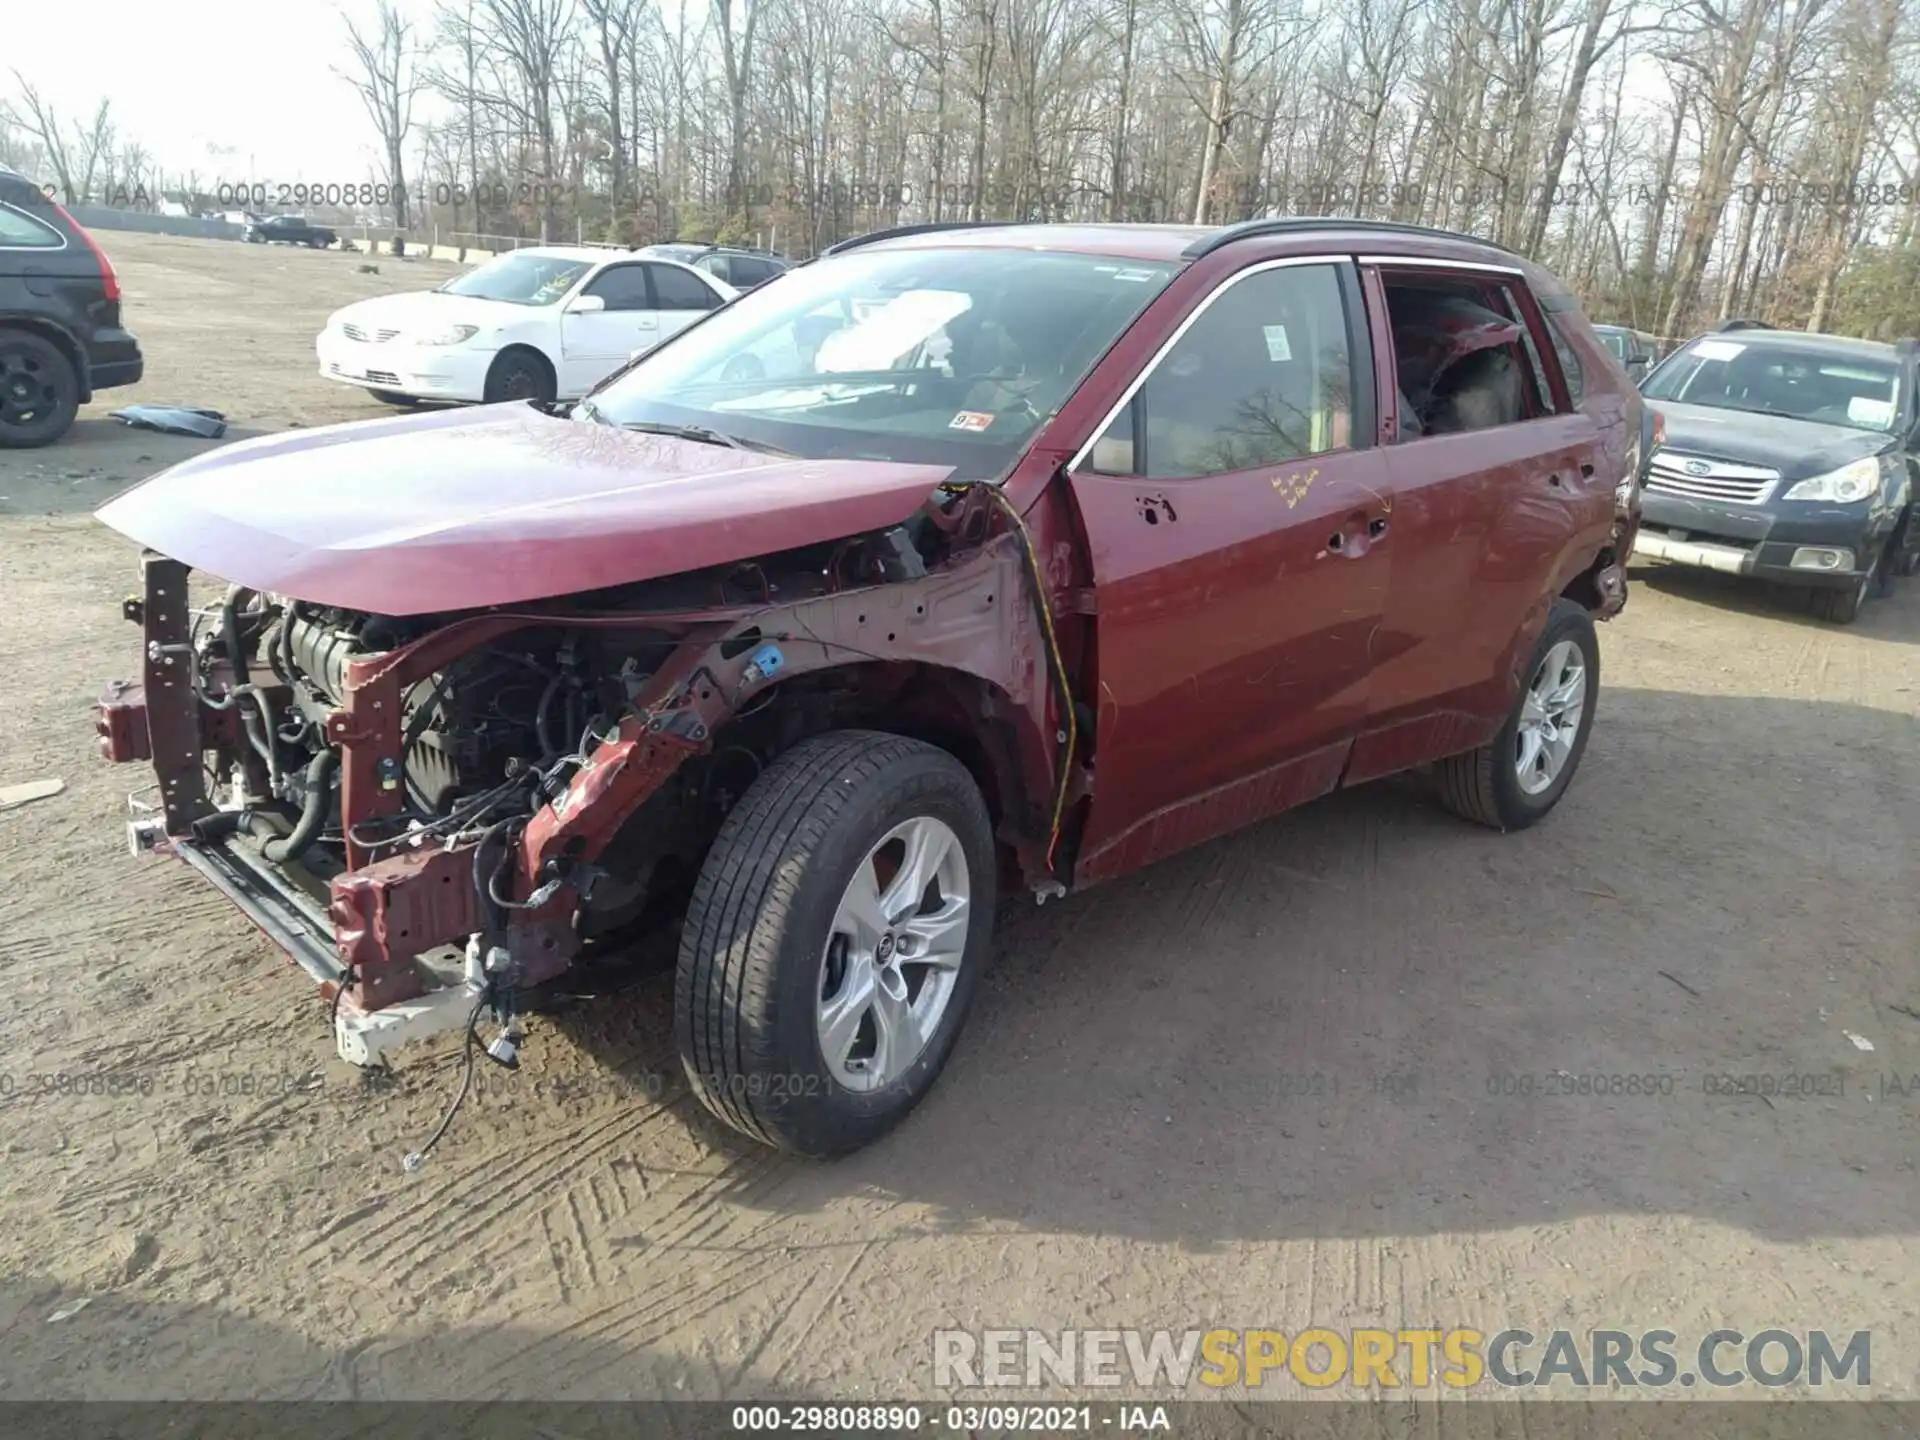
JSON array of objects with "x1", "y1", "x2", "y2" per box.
[
  {"x1": 482, "y1": 347, "x2": 556, "y2": 405},
  {"x1": 367, "y1": 388, "x2": 421, "y2": 407},
  {"x1": 676, "y1": 731, "x2": 996, "y2": 1157},
  {"x1": 1435, "y1": 598, "x2": 1600, "y2": 831},
  {"x1": 1808, "y1": 543, "x2": 1882, "y2": 623},
  {"x1": 0, "y1": 329, "x2": 82, "y2": 449}
]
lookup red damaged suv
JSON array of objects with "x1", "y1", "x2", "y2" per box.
[{"x1": 95, "y1": 219, "x2": 1645, "y2": 1157}]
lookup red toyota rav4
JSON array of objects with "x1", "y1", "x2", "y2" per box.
[{"x1": 95, "y1": 219, "x2": 1644, "y2": 1157}]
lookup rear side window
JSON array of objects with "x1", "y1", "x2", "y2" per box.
[
  {"x1": 0, "y1": 202, "x2": 65, "y2": 249},
  {"x1": 734, "y1": 258, "x2": 781, "y2": 286},
  {"x1": 646, "y1": 263, "x2": 722, "y2": 311},
  {"x1": 1543, "y1": 315, "x2": 1586, "y2": 405},
  {"x1": 1378, "y1": 273, "x2": 1540, "y2": 436},
  {"x1": 1087, "y1": 262, "x2": 1356, "y2": 478}
]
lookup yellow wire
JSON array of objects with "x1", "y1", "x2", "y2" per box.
[{"x1": 950, "y1": 483, "x2": 1077, "y2": 870}]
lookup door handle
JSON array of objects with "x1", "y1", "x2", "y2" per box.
[
  {"x1": 1368, "y1": 517, "x2": 1389, "y2": 537},
  {"x1": 1547, "y1": 472, "x2": 1563, "y2": 488},
  {"x1": 1580, "y1": 462, "x2": 1596, "y2": 478},
  {"x1": 1326, "y1": 531, "x2": 1345, "y2": 552}
]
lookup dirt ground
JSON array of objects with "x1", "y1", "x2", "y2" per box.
[{"x1": 0, "y1": 232, "x2": 1915, "y2": 1408}]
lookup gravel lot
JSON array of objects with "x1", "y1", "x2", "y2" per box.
[{"x1": 0, "y1": 232, "x2": 1914, "y2": 1407}]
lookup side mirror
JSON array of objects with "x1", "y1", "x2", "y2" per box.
[{"x1": 568, "y1": 294, "x2": 606, "y2": 314}]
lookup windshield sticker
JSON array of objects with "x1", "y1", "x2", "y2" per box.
[
  {"x1": 1692, "y1": 340, "x2": 1746, "y2": 362},
  {"x1": 818, "y1": 289, "x2": 972, "y2": 372},
  {"x1": 1848, "y1": 396, "x2": 1896, "y2": 427},
  {"x1": 1263, "y1": 324, "x2": 1293, "y2": 362},
  {"x1": 949, "y1": 410, "x2": 995, "y2": 432}
]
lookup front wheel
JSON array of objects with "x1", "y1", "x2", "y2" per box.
[
  {"x1": 1808, "y1": 542, "x2": 1884, "y2": 624},
  {"x1": 1435, "y1": 598, "x2": 1600, "y2": 831},
  {"x1": 676, "y1": 731, "x2": 996, "y2": 1157},
  {"x1": 482, "y1": 347, "x2": 555, "y2": 405}
]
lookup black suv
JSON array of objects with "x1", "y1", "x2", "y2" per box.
[
  {"x1": 1635, "y1": 321, "x2": 1920, "y2": 623},
  {"x1": 0, "y1": 165, "x2": 144, "y2": 448},
  {"x1": 1592, "y1": 323, "x2": 1659, "y2": 381},
  {"x1": 245, "y1": 214, "x2": 338, "y2": 248},
  {"x1": 637, "y1": 242, "x2": 788, "y2": 290}
]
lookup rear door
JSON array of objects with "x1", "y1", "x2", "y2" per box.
[
  {"x1": 643, "y1": 261, "x2": 726, "y2": 342},
  {"x1": 1344, "y1": 261, "x2": 1605, "y2": 784},
  {"x1": 1063, "y1": 256, "x2": 1392, "y2": 883}
]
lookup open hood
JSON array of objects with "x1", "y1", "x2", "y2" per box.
[{"x1": 95, "y1": 404, "x2": 953, "y2": 615}]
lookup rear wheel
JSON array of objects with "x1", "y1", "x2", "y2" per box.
[
  {"x1": 0, "y1": 329, "x2": 81, "y2": 449},
  {"x1": 1435, "y1": 598, "x2": 1600, "y2": 831},
  {"x1": 482, "y1": 347, "x2": 555, "y2": 405},
  {"x1": 676, "y1": 731, "x2": 995, "y2": 1157}
]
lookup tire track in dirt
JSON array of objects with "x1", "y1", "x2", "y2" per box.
[{"x1": 347, "y1": 1100, "x2": 682, "y2": 1266}]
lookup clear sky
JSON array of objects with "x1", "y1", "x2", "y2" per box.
[{"x1": 8, "y1": 0, "x2": 441, "y2": 185}]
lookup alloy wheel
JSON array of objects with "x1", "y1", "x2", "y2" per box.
[
  {"x1": 816, "y1": 815, "x2": 971, "y2": 1092},
  {"x1": 1515, "y1": 639, "x2": 1587, "y2": 796}
]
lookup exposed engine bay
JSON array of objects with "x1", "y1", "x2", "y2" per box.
[{"x1": 237, "y1": 598, "x2": 701, "y2": 933}]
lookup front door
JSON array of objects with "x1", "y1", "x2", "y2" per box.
[
  {"x1": 1064, "y1": 258, "x2": 1393, "y2": 884},
  {"x1": 559, "y1": 263, "x2": 659, "y2": 394}
]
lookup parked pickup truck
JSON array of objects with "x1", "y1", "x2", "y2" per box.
[
  {"x1": 93, "y1": 218, "x2": 1643, "y2": 1158},
  {"x1": 245, "y1": 214, "x2": 338, "y2": 248}
]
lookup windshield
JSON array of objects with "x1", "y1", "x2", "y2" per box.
[
  {"x1": 584, "y1": 247, "x2": 1178, "y2": 482},
  {"x1": 440, "y1": 252, "x2": 593, "y2": 306},
  {"x1": 1642, "y1": 337, "x2": 1902, "y2": 433}
]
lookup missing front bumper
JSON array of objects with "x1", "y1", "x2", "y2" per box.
[{"x1": 155, "y1": 823, "x2": 493, "y2": 1067}]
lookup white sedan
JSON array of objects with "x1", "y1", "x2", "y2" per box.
[{"x1": 315, "y1": 246, "x2": 737, "y2": 407}]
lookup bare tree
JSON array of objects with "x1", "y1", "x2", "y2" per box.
[{"x1": 340, "y1": 0, "x2": 425, "y2": 228}]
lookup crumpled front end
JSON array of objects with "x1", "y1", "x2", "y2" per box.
[{"x1": 95, "y1": 500, "x2": 1056, "y2": 1072}]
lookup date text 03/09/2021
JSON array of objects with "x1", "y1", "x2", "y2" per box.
[{"x1": 728, "y1": 1404, "x2": 1171, "y2": 1432}]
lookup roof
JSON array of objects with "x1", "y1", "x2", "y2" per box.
[
  {"x1": 501, "y1": 245, "x2": 678, "y2": 265},
  {"x1": 841, "y1": 223, "x2": 1212, "y2": 263},
  {"x1": 1684, "y1": 327, "x2": 1900, "y2": 363},
  {"x1": 642, "y1": 242, "x2": 787, "y2": 259},
  {"x1": 835, "y1": 218, "x2": 1522, "y2": 267}
]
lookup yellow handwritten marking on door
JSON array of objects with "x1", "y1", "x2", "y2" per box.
[{"x1": 1272, "y1": 467, "x2": 1319, "y2": 508}]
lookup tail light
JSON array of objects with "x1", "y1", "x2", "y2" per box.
[{"x1": 52, "y1": 201, "x2": 121, "y2": 302}]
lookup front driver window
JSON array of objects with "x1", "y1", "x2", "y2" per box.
[
  {"x1": 585, "y1": 265, "x2": 651, "y2": 311},
  {"x1": 1089, "y1": 263, "x2": 1353, "y2": 479}
]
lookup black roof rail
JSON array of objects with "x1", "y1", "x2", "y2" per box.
[
  {"x1": 821, "y1": 221, "x2": 1032, "y2": 257},
  {"x1": 1715, "y1": 318, "x2": 1773, "y2": 332},
  {"x1": 1182, "y1": 216, "x2": 1521, "y2": 260}
]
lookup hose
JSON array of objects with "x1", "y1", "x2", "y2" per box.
[
  {"x1": 221, "y1": 586, "x2": 255, "y2": 691},
  {"x1": 245, "y1": 749, "x2": 339, "y2": 863}
]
